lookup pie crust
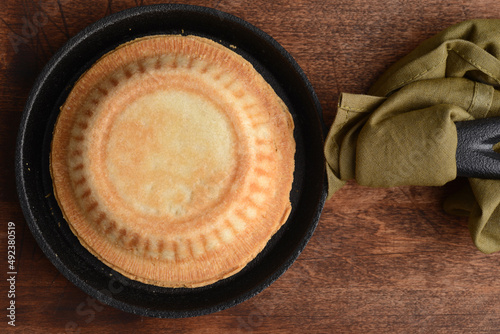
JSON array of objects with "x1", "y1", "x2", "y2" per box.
[{"x1": 50, "y1": 35, "x2": 295, "y2": 288}]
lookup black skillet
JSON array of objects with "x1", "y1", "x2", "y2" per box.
[{"x1": 15, "y1": 4, "x2": 327, "y2": 317}]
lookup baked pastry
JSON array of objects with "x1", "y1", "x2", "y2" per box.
[{"x1": 50, "y1": 35, "x2": 295, "y2": 288}]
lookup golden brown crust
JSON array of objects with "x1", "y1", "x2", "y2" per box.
[{"x1": 51, "y1": 35, "x2": 295, "y2": 288}]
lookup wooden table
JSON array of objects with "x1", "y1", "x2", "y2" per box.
[{"x1": 2, "y1": 0, "x2": 500, "y2": 333}]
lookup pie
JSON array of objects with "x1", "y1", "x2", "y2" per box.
[{"x1": 50, "y1": 35, "x2": 295, "y2": 288}]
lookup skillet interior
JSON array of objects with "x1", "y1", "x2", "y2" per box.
[{"x1": 15, "y1": 4, "x2": 327, "y2": 317}]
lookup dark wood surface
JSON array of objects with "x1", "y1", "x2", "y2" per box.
[{"x1": 2, "y1": 0, "x2": 500, "y2": 333}]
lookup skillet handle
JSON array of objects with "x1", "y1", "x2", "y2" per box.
[{"x1": 456, "y1": 117, "x2": 500, "y2": 179}]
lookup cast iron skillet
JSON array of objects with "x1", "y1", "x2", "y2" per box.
[{"x1": 16, "y1": 4, "x2": 327, "y2": 318}]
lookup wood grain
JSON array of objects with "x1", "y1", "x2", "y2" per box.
[{"x1": 2, "y1": 0, "x2": 500, "y2": 333}]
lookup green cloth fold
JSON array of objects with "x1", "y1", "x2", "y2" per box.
[{"x1": 325, "y1": 19, "x2": 500, "y2": 254}]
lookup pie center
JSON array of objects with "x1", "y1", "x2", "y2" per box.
[{"x1": 105, "y1": 89, "x2": 236, "y2": 218}]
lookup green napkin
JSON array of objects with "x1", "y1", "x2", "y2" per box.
[{"x1": 325, "y1": 19, "x2": 500, "y2": 254}]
